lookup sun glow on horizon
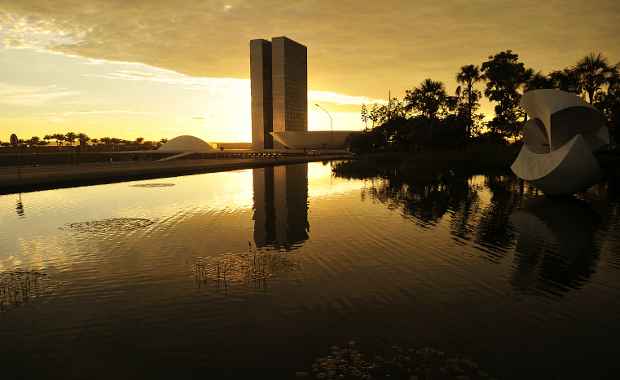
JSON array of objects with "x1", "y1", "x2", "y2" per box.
[
  {"x1": 1, "y1": 1, "x2": 618, "y2": 143},
  {"x1": 0, "y1": 47, "x2": 377, "y2": 143}
]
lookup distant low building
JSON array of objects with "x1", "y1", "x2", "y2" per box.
[
  {"x1": 213, "y1": 142, "x2": 252, "y2": 150},
  {"x1": 271, "y1": 131, "x2": 361, "y2": 150},
  {"x1": 159, "y1": 135, "x2": 215, "y2": 153}
]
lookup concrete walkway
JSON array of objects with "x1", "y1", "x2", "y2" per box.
[{"x1": 0, "y1": 154, "x2": 351, "y2": 195}]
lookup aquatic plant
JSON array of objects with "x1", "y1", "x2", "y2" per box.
[
  {"x1": 62, "y1": 218, "x2": 154, "y2": 234},
  {"x1": 194, "y1": 243, "x2": 298, "y2": 288},
  {"x1": 0, "y1": 270, "x2": 57, "y2": 313},
  {"x1": 307, "y1": 341, "x2": 495, "y2": 380}
]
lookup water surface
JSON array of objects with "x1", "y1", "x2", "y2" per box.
[{"x1": 1, "y1": 162, "x2": 620, "y2": 379}]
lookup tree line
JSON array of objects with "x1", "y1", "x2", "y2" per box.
[
  {"x1": 355, "y1": 51, "x2": 620, "y2": 153},
  {"x1": 0, "y1": 132, "x2": 169, "y2": 149}
]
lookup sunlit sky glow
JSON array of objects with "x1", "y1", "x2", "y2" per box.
[{"x1": 1, "y1": 0, "x2": 618, "y2": 142}]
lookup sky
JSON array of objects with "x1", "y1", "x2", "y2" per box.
[{"x1": 1, "y1": 0, "x2": 619, "y2": 143}]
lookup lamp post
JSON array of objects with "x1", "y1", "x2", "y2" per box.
[{"x1": 314, "y1": 103, "x2": 333, "y2": 149}]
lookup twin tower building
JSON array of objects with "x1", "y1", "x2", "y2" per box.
[{"x1": 250, "y1": 36, "x2": 308, "y2": 150}]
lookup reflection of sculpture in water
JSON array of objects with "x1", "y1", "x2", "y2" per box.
[
  {"x1": 510, "y1": 197, "x2": 601, "y2": 295},
  {"x1": 252, "y1": 164, "x2": 309, "y2": 249}
]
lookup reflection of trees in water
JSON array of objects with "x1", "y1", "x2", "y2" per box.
[
  {"x1": 359, "y1": 172, "x2": 525, "y2": 254},
  {"x1": 472, "y1": 176, "x2": 522, "y2": 262},
  {"x1": 362, "y1": 179, "x2": 455, "y2": 228},
  {"x1": 448, "y1": 179, "x2": 481, "y2": 243},
  {"x1": 335, "y1": 162, "x2": 619, "y2": 296}
]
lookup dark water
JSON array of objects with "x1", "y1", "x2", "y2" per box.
[{"x1": 1, "y1": 162, "x2": 620, "y2": 379}]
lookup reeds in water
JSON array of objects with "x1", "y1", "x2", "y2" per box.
[
  {"x1": 194, "y1": 243, "x2": 298, "y2": 289},
  {"x1": 62, "y1": 218, "x2": 154, "y2": 234},
  {"x1": 0, "y1": 270, "x2": 48, "y2": 312}
]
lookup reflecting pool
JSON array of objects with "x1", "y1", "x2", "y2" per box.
[{"x1": 1, "y1": 161, "x2": 619, "y2": 379}]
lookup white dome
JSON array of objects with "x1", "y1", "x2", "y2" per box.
[{"x1": 159, "y1": 135, "x2": 215, "y2": 152}]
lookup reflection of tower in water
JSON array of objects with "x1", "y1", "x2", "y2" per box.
[{"x1": 252, "y1": 164, "x2": 309, "y2": 249}]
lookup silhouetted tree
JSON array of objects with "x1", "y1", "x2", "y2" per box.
[
  {"x1": 594, "y1": 65, "x2": 620, "y2": 143},
  {"x1": 361, "y1": 101, "x2": 405, "y2": 130},
  {"x1": 65, "y1": 132, "x2": 77, "y2": 146},
  {"x1": 404, "y1": 79, "x2": 449, "y2": 120},
  {"x1": 524, "y1": 71, "x2": 554, "y2": 91},
  {"x1": 27, "y1": 136, "x2": 42, "y2": 147},
  {"x1": 481, "y1": 50, "x2": 530, "y2": 138},
  {"x1": 52, "y1": 133, "x2": 65, "y2": 146},
  {"x1": 370, "y1": 103, "x2": 387, "y2": 127},
  {"x1": 456, "y1": 64, "x2": 483, "y2": 139},
  {"x1": 574, "y1": 53, "x2": 615, "y2": 104},
  {"x1": 549, "y1": 69, "x2": 579, "y2": 93},
  {"x1": 78, "y1": 133, "x2": 90, "y2": 147},
  {"x1": 360, "y1": 104, "x2": 369, "y2": 130}
]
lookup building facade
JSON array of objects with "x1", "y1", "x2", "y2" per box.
[
  {"x1": 250, "y1": 36, "x2": 308, "y2": 150},
  {"x1": 250, "y1": 39, "x2": 273, "y2": 150}
]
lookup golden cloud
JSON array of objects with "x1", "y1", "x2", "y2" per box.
[{"x1": 1, "y1": 0, "x2": 619, "y2": 98}]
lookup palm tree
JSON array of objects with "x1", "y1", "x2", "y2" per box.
[
  {"x1": 524, "y1": 71, "x2": 554, "y2": 92},
  {"x1": 77, "y1": 133, "x2": 90, "y2": 148},
  {"x1": 28, "y1": 136, "x2": 41, "y2": 147},
  {"x1": 65, "y1": 132, "x2": 77, "y2": 146},
  {"x1": 549, "y1": 69, "x2": 579, "y2": 93},
  {"x1": 404, "y1": 79, "x2": 448, "y2": 120},
  {"x1": 456, "y1": 64, "x2": 482, "y2": 139},
  {"x1": 43, "y1": 134, "x2": 53, "y2": 145},
  {"x1": 52, "y1": 133, "x2": 65, "y2": 146},
  {"x1": 574, "y1": 53, "x2": 614, "y2": 104}
]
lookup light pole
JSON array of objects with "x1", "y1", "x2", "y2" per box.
[{"x1": 314, "y1": 103, "x2": 333, "y2": 149}]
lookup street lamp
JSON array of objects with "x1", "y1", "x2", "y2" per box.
[{"x1": 314, "y1": 103, "x2": 333, "y2": 149}]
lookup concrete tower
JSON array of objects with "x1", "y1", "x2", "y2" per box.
[
  {"x1": 250, "y1": 39, "x2": 273, "y2": 150},
  {"x1": 250, "y1": 36, "x2": 307, "y2": 150},
  {"x1": 271, "y1": 36, "x2": 308, "y2": 146}
]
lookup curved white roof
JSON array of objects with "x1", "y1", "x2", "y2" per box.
[
  {"x1": 271, "y1": 131, "x2": 360, "y2": 149},
  {"x1": 159, "y1": 135, "x2": 215, "y2": 152}
]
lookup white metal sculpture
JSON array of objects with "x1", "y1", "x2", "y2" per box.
[{"x1": 511, "y1": 89, "x2": 609, "y2": 195}]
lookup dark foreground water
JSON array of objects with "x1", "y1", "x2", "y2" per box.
[{"x1": 1, "y1": 162, "x2": 620, "y2": 379}]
